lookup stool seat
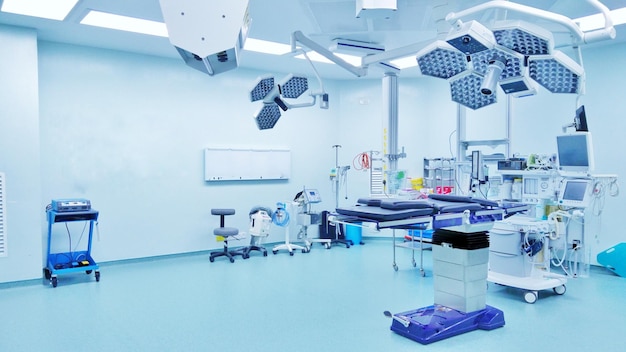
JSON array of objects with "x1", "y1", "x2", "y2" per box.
[
  {"x1": 214, "y1": 227, "x2": 239, "y2": 237},
  {"x1": 212, "y1": 209, "x2": 235, "y2": 216}
]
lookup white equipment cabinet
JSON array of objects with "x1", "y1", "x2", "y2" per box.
[{"x1": 488, "y1": 215, "x2": 567, "y2": 303}]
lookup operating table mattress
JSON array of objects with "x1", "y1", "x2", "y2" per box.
[
  {"x1": 335, "y1": 204, "x2": 435, "y2": 221},
  {"x1": 337, "y1": 196, "x2": 485, "y2": 222}
]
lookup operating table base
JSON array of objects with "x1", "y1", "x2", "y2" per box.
[{"x1": 390, "y1": 304, "x2": 504, "y2": 344}]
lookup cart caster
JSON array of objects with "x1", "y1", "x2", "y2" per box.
[
  {"x1": 272, "y1": 250, "x2": 278, "y2": 255},
  {"x1": 263, "y1": 252, "x2": 268, "y2": 257},
  {"x1": 324, "y1": 243, "x2": 330, "y2": 249},
  {"x1": 209, "y1": 256, "x2": 215, "y2": 262},
  {"x1": 86, "y1": 270, "x2": 93, "y2": 274},
  {"x1": 412, "y1": 260, "x2": 417, "y2": 268},
  {"x1": 95, "y1": 271, "x2": 100, "y2": 282},
  {"x1": 553, "y1": 285, "x2": 566, "y2": 295},
  {"x1": 524, "y1": 291, "x2": 538, "y2": 304},
  {"x1": 302, "y1": 248, "x2": 309, "y2": 253},
  {"x1": 51, "y1": 277, "x2": 58, "y2": 288},
  {"x1": 44, "y1": 268, "x2": 52, "y2": 280},
  {"x1": 229, "y1": 257, "x2": 235, "y2": 263},
  {"x1": 289, "y1": 251, "x2": 294, "y2": 256},
  {"x1": 420, "y1": 269, "x2": 426, "y2": 277},
  {"x1": 243, "y1": 254, "x2": 250, "y2": 259},
  {"x1": 393, "y1": 264, "x2": 398, "y2": 272}
]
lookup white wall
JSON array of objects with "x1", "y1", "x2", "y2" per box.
[{"x1": 0, "y1": 25, "x2": 43, "y2": 283}]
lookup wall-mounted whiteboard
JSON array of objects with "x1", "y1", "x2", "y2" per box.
[{"x1": 204, "y1": 148, "x2": 291, "y2": 181}]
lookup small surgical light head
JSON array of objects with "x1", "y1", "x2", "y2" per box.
[
  {"x1": 254, "y1": 104, "x2": 282, "y2": 130},
  {"x1": 279, "y1": 74, "x2": 309, "y2": 99},
  {"x1": 480, "y1": 56, "x2": 506, "y2": 96},
  {"x1": 250, "y1": 76, "x2": 275, "y2": 102}
]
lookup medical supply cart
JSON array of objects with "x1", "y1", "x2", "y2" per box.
[{"x1": 44, "y1": 201, "x2": 100, "y2": 288}]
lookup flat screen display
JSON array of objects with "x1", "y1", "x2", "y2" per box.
[
  {"x1": 556, "y1": 133, "x2": 593, "y2": 173},
  {"x1": 562, "y1": 180, "x2": 587, "y2": 201}
]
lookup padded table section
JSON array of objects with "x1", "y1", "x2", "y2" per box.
[{"x1": 335, "y1": 205, "x2": 435, "y2": 221}]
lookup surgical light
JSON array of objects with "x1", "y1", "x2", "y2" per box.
[
  {"x1": 255, "y1": 104, "x2": 282, "y2": 130},
  {"x1": 450, "y1": 72, "x2": 497, "y2": 110},
  {"x1": 416, "y1": 41, "x2": 468, "y2": 79},
  {"x1": 492, "y1": 20, "x2": 553, "y2": 56},
  {"x1": 528, "y1": 51, "x2": 584, "y2": 94},
  {"x1": 250, "y1": 74, "x2": 320, "y2": 130},
  {"x1": 249, "y1": 76, "x2": 275, "y2": 102},
  {"x1": 479, "y1": 56, "x2": 506, "y2": 96},
  {"x1": 472, "y1": 48, "x2": 523, "y2": 81},
  {"x1": 279, "y1": 74, "x2": 309, "y2": 99}
]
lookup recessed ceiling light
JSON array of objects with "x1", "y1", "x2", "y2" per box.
[
  {"x1": 575, "y1": 7, "x2": 626, "y2": 31},
  {"x1": 243, "y1": 38, "x2": 292, "y2": 55},
  {"x1": 390, "y1": 56, "x2": 418, "y2": 69},
  {"x1": 1, "y1": 0, "x2": 78, "y2": 21},
  {"x1": 295, "y1": 51, "x2": 362, "y2": 67},
  {"x1": 80, "y1": 10, "x2": 168, "y2": 37}
]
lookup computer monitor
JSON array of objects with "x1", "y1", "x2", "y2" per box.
[
  {"x1": 557, "y1": 178, "x2": 592, "y2": 208},
  {"x1": 556, "y1": 132, "x2": 594, "y2": 174},
  {"x1": 575, "y1": 105, "x2": 589, "y2": 132}
]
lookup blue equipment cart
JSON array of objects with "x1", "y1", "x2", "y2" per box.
[{"x1": 44, "y1": 208, "x2": 100, "y2": 287}]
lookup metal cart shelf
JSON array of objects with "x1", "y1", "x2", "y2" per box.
[{"x1": 44, "y1": 209, "x2": 100, "y2": 287}]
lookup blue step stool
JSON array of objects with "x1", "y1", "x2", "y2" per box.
[{"x1": 597, "y1": 243, "x2": 626, "y2": 277}]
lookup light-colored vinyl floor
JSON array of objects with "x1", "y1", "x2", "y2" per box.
[{"x1": 1, "y1": 239, "x2": 625, "y2": 352}]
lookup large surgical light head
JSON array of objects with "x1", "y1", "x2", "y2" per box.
[
  {"x1": 529, "y1": 51, "x2": 584, "y2": 94},
  {"x1": 450, "y1": 72, "x2": 497, "y2": 110},
  {"x1": 159, "y1": 0, "x2": 250, "y2": 76},
  {"x1": 416, "y1": 41, "x2": 469, "y2": 79},
  {"x1": 492, "y1": 20, "x2": 553, "y2": 56}
]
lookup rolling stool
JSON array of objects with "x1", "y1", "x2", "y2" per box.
[{"x1": 210, "y1": 208, "x2": 245, "y2": 263}]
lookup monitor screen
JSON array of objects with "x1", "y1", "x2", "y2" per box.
[
  {"x1": 558, "y1": 179, "x2": 591, "y2": 208},
  {"x1": 575, "y1": 105, "x2": 589, "y2": 132},
  {"x1": 556, "y1": 132, "x2": 594, "y2": 174}
]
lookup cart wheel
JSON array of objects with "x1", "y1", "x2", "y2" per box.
[
  {"x1": 553, "y1": 285, "x2": 566, "y2": 295},
  {"x1": 289, "y1": 251, "x2": 294, "y2": 256},
  {"x1": 393, "y1": 264, "x2": 398, "y2": 272},
  {"x1": 229, "y1": 257, "x2": 235, "y2": 263},
  {"x1": 95, "y1": 271, "x2": 100, "y2": 282},
  {"x1": 51, "y1": 277, "x2": 58, "y2": 288},
  {"x1": 524, "y1": 291, "x2": 538, "y2": 304},
  {"x1": 243, "y1": 254, "x2": 249, "y2": 259},
  {"x1": 325, "y1": 243, "x2": 330, "y2": 249},
  {"x1": 420, "y1": 269, "x2": 426, "y2": 277},
  {"x1": 272, "y1": 250, "x2": 278, "y2": 255},
  {"x1": 44, "y1": 268, "x2": 52, "y2": 280},
  {"x1": 86, "y1": 270, "x2": 93, "y2": 275},
  {"x1": 412, "y1": 260, "x2": 417, "y2": 268},
  {"x1": 209, "y1": 256, "x2": 215, "y2": 262},
  {"x1": 302, "y1": 248, "x2": 308, "y2": 253}
]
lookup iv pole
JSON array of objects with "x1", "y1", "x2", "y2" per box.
[{"x1": 330, "y1": 145, "x2": 352, "y2": 248}]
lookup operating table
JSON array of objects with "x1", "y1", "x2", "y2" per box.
[{"x1": 334, "y1": 194, "x2": 526, "y2": 344}]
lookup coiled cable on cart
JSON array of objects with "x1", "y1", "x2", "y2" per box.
[{"x1": 272, "y1": 202, "x2": 290, "y2": 227}]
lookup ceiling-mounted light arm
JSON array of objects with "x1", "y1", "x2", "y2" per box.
[
  {"x1": 291, "y1": 30, "x2": 368, "y2": 77},
  {"x1": 444, "y1": 0, "x2": 615, "y2": 45}
]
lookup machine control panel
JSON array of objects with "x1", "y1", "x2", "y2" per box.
[
  {"x1": 303, "y1": 189, "x2": 322, "y2": 203},
  {"x1": 50, "y1": 198, "x2": 91, "y2": 212}
]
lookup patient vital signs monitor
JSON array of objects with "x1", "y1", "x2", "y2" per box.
[
  {"x1": 557, "y1": 179, "x2": 592, "y2": 208},
  {"x1": 556, "y1": 132, "x2": 594, "y2": 174}
]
